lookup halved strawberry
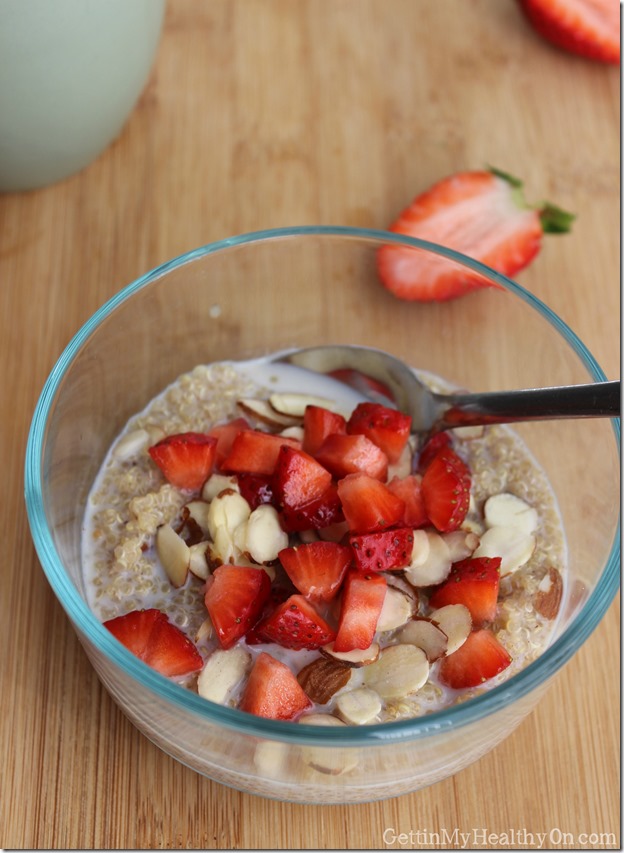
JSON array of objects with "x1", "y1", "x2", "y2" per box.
[
  {"x1": 417, "y1": 432, "x2": 452, "y2": 473},
  {"x1": 387, "y1": 474, "x2": 429, "y2": 528},
  {"x1": 421, "y1": 447, "x2": 471, "y2": 532},
  {"x1": 315, "y1": 433, "x2": 388, "y2": 481},
  {"x1": 104, "y1": 608, "x2": 203, "y2": 677},
  {"x1": 518, "y1": 0, "x2": 620, "y2": 64},
  {"x1": 337, "y1": 473, "x2": 406, "y2": 533},
  {"x1": 220, "y1": 430, "x2": 300, "y2": 476},
  {"x1": 255, "y1": 594, "x2": 336, "y2": 650},
  {"x1": 278, "y1": 541, "x2": 352, "y2": 603},
  {"x1": 239, "y1": 651, "x2": 312, "y2": 720},
  {"x1": 236, "y1": 472, "x2": 275, "y2": 509},
  {"x1": 438, "y1": 628, "x2": 512, "y2": 689},
  {"x1": 346, "y1": 402, "x2": 412, "y2": 464},
  {"x1": 349, "y1": 528, "x2": 414, "y2": 573},
  {"x1": 208, "y1": 417, "x2": 250, "y2": 467},
  {"x1": 334, "y1": 570, "x2": 387, "y2": 652},
  {"x1": 273, "y1": 445, "x2": 332, "y2": 510},
  {"x1": 377, "y1": 168, "x2": 574, "y2": 302},
  {"x1": 302, "y1": 405, "x2": 347, "y2": 455},
  {"x1": 204, "y1": 565, "x2": 271, "y2": 649},
  {"x1": 280, "y1": 483, "x2": 345, "y2": 532},
  {"x1": 429, "y1": 556, "x2": 502, "y2": 624},
  {"x1": 148, "y1": 432, "x2": 217, "y2": 491}
]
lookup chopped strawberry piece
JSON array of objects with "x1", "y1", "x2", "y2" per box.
[
  {"x1": 204, "y1": 565, "x2": 271, "y2": 649},
  {"x1": 104, "y1": 609, "x2": 203, "y2": 677},
  {"x1": 239, "y1": 651, "x2": 312, "y2": 720},
  {"x1": 315, "y1": 433, "x2": 388, "y2": 481},
  {"x1": 278, "y1": 541, "x2": 352, "y2": 603},
  {"x1": 438, "y1": 628, "x2": 512, "y2": 689},
  {"x1": 236, "y1": 472, "x2": 275, "y2": 509},
  {"x1": 429, "y1": 557, "x2": 502, "y2": 624},
  {"x1": 148, "y1": 432, "x2": 217, "y2": 491},
  {"x1": 302, "y1": 405, "x2": 347, "y2": 456},
  {"x1": 255, "y1": 594, "x2": 336, "y2": 650},
  {"x1": 346, "y1": 402, "x2": 412, "y2": 464},
  {"x1": 280, "y1": 483, "x2": 345, "y2": 532},
  {"x1": 518, "y1": 0, "x2": 620, "y2": 64},
  {"x1": 220, "y1": 430, "x2": 300, "y2": 476},
  {"x1": 350, "y1": 528, "x2": 414, "y2": 573},
  {"x1": 421, "y1": 447, "x2": 471, "y2": 532},
  {"x1": 273, "y1": 445, "x2": 332, "y2": 510},
  {"x1": 337, "y1": 473, "x2": 406, "y2": 533},
  {"x1": 417, "y1": 432, "x2": 452, "y2": 472},
  {"x1": 208, "y1": 417, "x2": 250, "y2": 467},
  {"x1": 334, "y1": 570, "x2": 387, "y2": 652},
  {"x1": 377, "y1": 169, "x2": 573, "y2": 302},
  {"x1": 245, "y1": 585, "x2": 293, "y2": 645},
  {"x1": 387, "y1": 474, "x2": 429, "y2": 528}
]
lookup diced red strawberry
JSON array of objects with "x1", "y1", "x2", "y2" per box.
[
  {"x1": 278, "y1": 541, "x2": 352, "y2": 603},
  {"x1": 315, "y1": 433, "x2": 388, "y2": 481},
  {"x1": 377, "y1": 168, "x2": 573, "y2": 302},
  {"x1": 349, "y1": 528, "x2": 414, "y2": 573},
  {"x1": 337, "y1": 473, "x2": 406, "y2": 533},
  {"x1": 204, "y1": 565, "x2": 271, "y2": 649},
  {"x1": 280, "y1": 483, "x2": 345, "y2": 532},
  {"x1": 303, "y1": 405, "x2": 347, "y2": 455},
  {"x1": 273, "y1": 445, "x2": 332, "y2": 510},
  {"x1": 239, "y1": 651, "x2": 312, "y2": 720},
  {"x1": 346, "y1": 402, "x2": 412, "y2": 464},
  {"x1": 255, "y1": 594, "x2": 336, "y2": 650},
  {"x1": 429, "y1": 557, "x2": 502, "y2": 624},
  {"x1": 148, "y1": 432, "x2": 217, "y2": 491},
  {"x1": 236, "y1": 472, "x2": 275, "y2": 509},
  {"x1": 518, "y1": 0, "x2": 620, "y2": 64},
  {"x1": 438, "y1": 628, "x2": 512, "y2": 689},
  {"x1": 421, "y1": 447, "x2": 471, "y2": 532},
  {"x1": 245, "y1": 585, "x2": 293, "y2": 645},
  {"x1": 417, "y1": 432, "x2": 452, "y2": 472},
  {"x1": 387, "y1": 474, "x2": 429, "y2": 528},
  {"x1": 208, "y1": 417, "x2": 250, "y2": 467},
  {"x1": 327, "y1": 369, "x2": 395, "y2": 402},
  {"x1": 334, "y1": 570, "x2": 387, "y2": 652},
  {"x1": 220, "y1": 430, "x2": 300, "y2": 476},
  {"x1": 104, "y1": 608, "x2": 203, "y2": 677}
]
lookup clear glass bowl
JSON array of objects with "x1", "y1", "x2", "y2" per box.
[{"x1": 24, "y1": 227, "x2": 620, "y2": 804}]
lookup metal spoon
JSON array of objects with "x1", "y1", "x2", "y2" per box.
[{"x1": 275, "y1": 344, "x2": 620, "y2": 437}]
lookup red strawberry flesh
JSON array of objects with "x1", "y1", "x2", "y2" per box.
[
  {"x1": 429, "y1": 556, "x2": 502, "y2": 624},
  {"x1": 337, "y1": 472, "x2": 406, "y2": 533},
  {"x1": 346, "y1": 402, "x2": 412, "y2": 464},
  {"x1": 239, "y1": 651, "x2": 312, "y2": 720},
  {"x1": 148, "y1": 432, "x2": 217, "y2": 491},
  {"x1": 255, "y1": 594, "x2": 336, "y2": 650},
  {"x1": 279, "y1": 541, "x2": 352, "y2": 603},
  {"x1": 334, "y1": 570, "x2": 387, "y2": 652},
  {"x1": 349, "y1": 528, "x2": 415, "y2": 573},
  {"x1": 438, "y1": 628, "x2": 512, "y2": 689},
  {"x1": 204, "y1": 565, "x2": 272, "y2": 649},
  {"x1": 421, "y1": 447, "x2": 471, "y2": 532}
]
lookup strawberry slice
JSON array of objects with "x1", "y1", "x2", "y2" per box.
[
  {"x1": 204, "y1": 565, "x2": 271, "y2": 649},
  {"x1": 273, "y1": 445, "x2": 332, "y2": 510},
  {"x1": 518, "y1": 0, "x2": 620, "y2": 64},
  {"x1": 377, "y1": 168, "x2": 574, "y2": 302},
  {"x1": 220, "y1": 430, "x2": 300, "y2": 476},
  {"x1": 429, "y1": 556, "x2": 502, "y2": 624},
  {"x1": 346, "y1": 402, "x2": 412, "y2": 464},
  {"x1": 302, "y1": 405, "x2": 347, "y2": 455},
  {"x1": 337, "y1": 473, "x2": 406, "y2": 533},
  {"x1": 279, "y1": 482, "x2": 345, "y2": 532},
  {"x1": 104, "y1": 608, "x2": 203, "y2": 677},
  {"x1": 421, "y1": 447, "x2": 471, "y2": 532},
  {"x1": 239, "y1": 651, "x2": 312, "y2": 720},
  {"x1": 438, "y1": 628, "x2": 512, "y2": 689},
  {"x1": 245, "y1": 585, "x2": 293, "y2": 645},
  {"x1": 208, "y1": 417, "x2": 250, "y2": 467},
  {"x1": 349, "y1": 528, "x2": 415, "y2": 573},
  {"x1": 387, "y1": 474, "x2": 429, "y2": 528},
  {"x1": 236, "y1": 472, "x2": 275, "y2": 509},
  {"x1": 255, "y1": 594, "x2": 336, "y2": 650},
  {"x1": 148, "y1": 432, "x2": 217, "y2": 491},
  {"x1": 417, "y1": 432, "x2": 452, "y2": 473},
  {"x1": 334, "y1": 570, "x2": 387, "y2": 652},
  {"x1": 315, "y1": 433, "x2": 388, "y2": 481},
  {"x1": 278, "y1": 541, "x2": 352, "y2": 603}
]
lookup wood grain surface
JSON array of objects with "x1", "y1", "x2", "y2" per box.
[{"x1": 1, "y1": 1, "x2": 619, "y2": 849}]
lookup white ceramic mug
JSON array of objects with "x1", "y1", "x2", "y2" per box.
[{"x1": 0, "y1": 0, "x2": 166, "y2": 192}]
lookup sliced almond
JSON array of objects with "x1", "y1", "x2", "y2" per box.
[
  {"x1": 408, "y1": 529, "x2": 431, "y2": 568},
  {"x1": 321, "y1": 641, "x2": 380, "y2": 667},
  {"x1": 387, "y1": 575, "x2": 419, "y2": 609},
  {"x1": 396, "y1": 618, "x2": 448, "y2": 662},
  {"x1": 473, "y1": 525, "x2": 536, "y2": 575},
  {"x1": 245, "y1": 504, "x2": 289, "y2": 563},
  {"x1": 270, "y1": 392, "x2": 336, "y2": 417},
  {"x1": 207, "y1": 490, "x2": 251, "y2": 541},
  {"x1": 453, "y1": 424, "x2": 485, "y2": 440},
  {"x1": 363, "y1": 644, "x2": 430, "y2": 700},
  {"x1": 201, "y1": 473, "x2": 240, "y2": 502},
  {"x1": 197, "y1": 646, "x2": 251, "y2": 705},
  {"x1": 429, "y1": 604, "x2": 472, "y2": 654},
  {"x1": 155, "y1": 523, "x2": 190, "y2": 587},
  {"x1": 534, "y1": 567, "x2": 563, "y2": 620},
  {"x1": 441, "y1": 530, "x2": 480, "y2": 562},
  {"x1": 298, "y1": 715, "x2": 358, "y2": 775},
  {"x1": 297, "y1": 656, "x2": 352, "y2": 704},
  {"x1": 279, "y1": 425, "x2": 305, "y2": 441},
  {"x1": 184, "y1": 499, "x2": 211, "y2": 533},
  {"x1": 335, "y1": 687, "x2": 382, "y2": 725},
  {"x1": 237, "y1": 398, "x2": 300, "y2": 428},
  {"x1": 113, "y1": 428, "x2": 150, "y2": 461},
  {"x1": 188, "y1": 540, "x2": 211, "y2": 579},
  {"x1": 386, "y1": 442, "x2": 413, "y2": 480},
  {"x1": 376, "y1": 585, "x2": 415, "y2": 632},
  {"x1": 254, "y1": 740, "x2": 290, "y2": 777},
  {"x1": 195, "y1": 616, "x2": 214, "y2": 644},
  {"x1": 484, "y1": 493, "x2": 538, "y2": 535},
  {"x1": 211, "y1": 524, "x2": 239, "y2": 565},
  {"x1": 404, "y1": 530, "x2": 452, "y2": 587}
]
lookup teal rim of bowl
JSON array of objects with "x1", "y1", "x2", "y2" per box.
[{"x1": 24, "y1": 226, "x2": 621, "y2": 746}]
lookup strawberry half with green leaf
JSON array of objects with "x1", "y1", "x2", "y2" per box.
[
  {"x1": 421, "y1": 447, "x2": 471, "y2": 532},
  {"x1": 148, "y1": 432, "x2": 217, "y2": 491},
  {"x1": 204, "y1": 565, "x2": 271, "y2": 649},
  {"x1": 429, "y1": 556, "x2": 502, "y2": 624},
  {"x1": 518, "y1": 0, "x2": 620, "y2": 64},
  {"x1": 239, "y1": 651, "x2": 312, "y2": 720},
  {"x1": 334, "y1": 569, "x2": 387, "y2": 652},
  {"x1": 377, "y1": 168, "x2": 574, "y2": 302},
  {"x1": 438, "y1": 628, "x2": 512, "y2": 689},
  {"x1": 279, "y1": 541, "x2": 352, "y2": 603},
  {"x1": 255, "y1": 594, "x2": 336, "y2": 650}
]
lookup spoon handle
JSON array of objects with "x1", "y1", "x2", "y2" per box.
[{"x1": 436, "y1": 380, "x2": 620, "y2": 430}]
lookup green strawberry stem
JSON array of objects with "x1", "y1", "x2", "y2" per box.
[{"x1": 488, "y1": 165, "x2": 575, "y2": 234}]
